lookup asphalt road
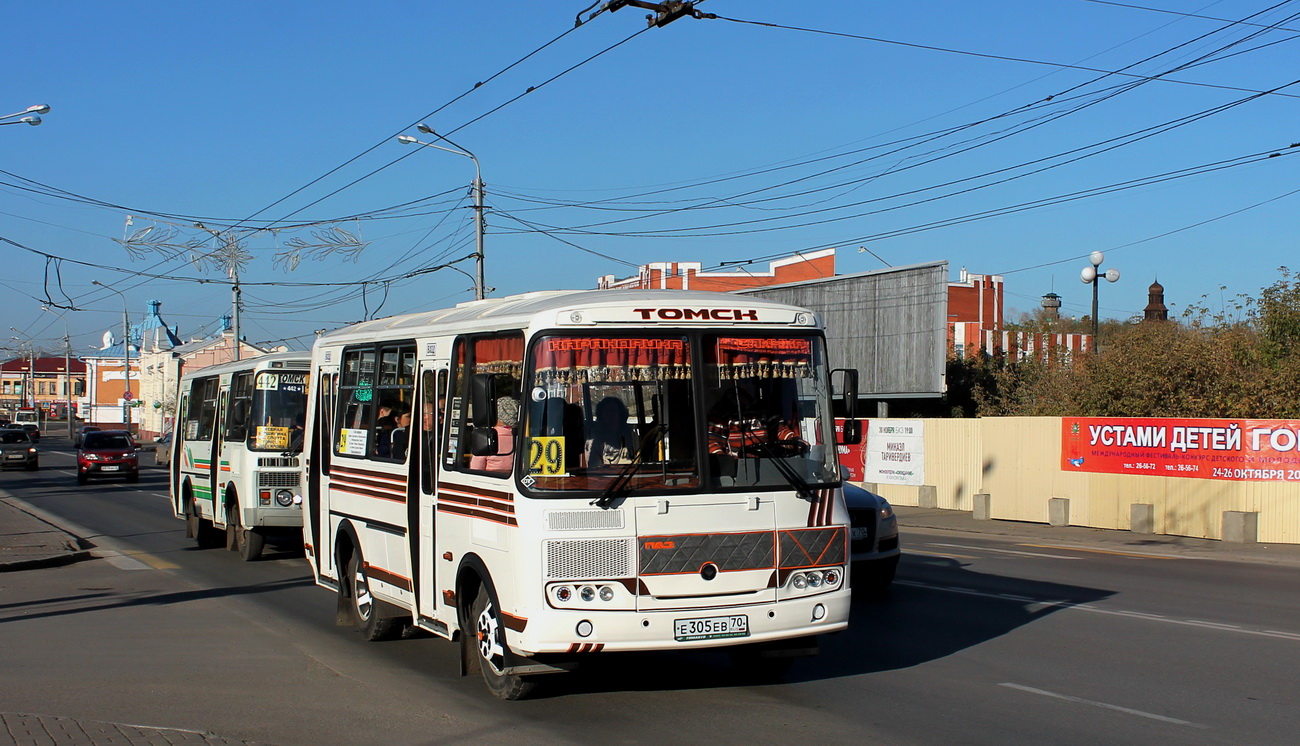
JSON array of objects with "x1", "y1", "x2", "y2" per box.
[{"x1": 3, "y1": 438, "x2": 1298, "y2": 745}]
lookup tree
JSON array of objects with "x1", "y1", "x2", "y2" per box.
[{"x1": 946, "y1": 268, "x2": 1300, "y2": 418}]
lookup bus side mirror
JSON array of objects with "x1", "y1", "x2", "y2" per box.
[
  {"x1": 832, "y1": 368, "x2": 859, "y2": 419},
  {"x1": 470, "y1": 374, "x2": 496, "y2": 429},
  {"x1": 839, "y1": 419, "x2": 862, "y2": 445},
  {"x1": 469, "y1": 426, "x2": 499, "y2": 457}
]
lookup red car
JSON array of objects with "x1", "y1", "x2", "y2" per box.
[{"x1": 77, "y1": 430, "x2": 140, "y2": 485}]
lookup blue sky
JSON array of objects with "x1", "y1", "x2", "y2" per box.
[{"x1": 4, "y1": 0, "x2": 1297, "y2": 355}]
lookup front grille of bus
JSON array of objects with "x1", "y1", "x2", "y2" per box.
[
  {"x1": 545, "y1": 539, "x2": 633, "y2": 579},
  {"x1": 259, "y1": 471, "x2": 301, "y2": 488},
  {"x1": 258, "y1": 457, "x2": 300, "y2": 468},
  {"x1": 545, "y1": 509, "x2": 625, "y2": 531}
]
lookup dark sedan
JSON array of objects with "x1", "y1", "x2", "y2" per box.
[
  {"x1": 0, "y1": 430, "x2": 39, "y2": 470},
  {"x1": 844, "y1": 483, "x2": 901, "y2": 593}
]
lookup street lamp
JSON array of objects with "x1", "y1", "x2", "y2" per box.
[
  {"x1": 398, "y1": 124, "x2": 487, "y2": 300},
  {"x1": 0, "y1": 103, "x2": 50, "y2": 127},
  {"x1": 41, "y1": 305, "x2": 76, "y2": 441},
  {"x1": 7, "y1": 330, "x2": 34, "y2": 411},
  {"x1": 92, "y1": 281, "x2": 133, "y2": 430},
  {"x1": 1080, "y1": 251, "x2": 1120, "y2": 353}
]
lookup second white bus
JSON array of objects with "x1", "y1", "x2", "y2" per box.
[{"x1": 170, "y1": 351, "x2": 311, "y2": 561}]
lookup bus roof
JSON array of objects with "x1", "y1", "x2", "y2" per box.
[
  {"x1": 178, "y1": 350, "x2": 311, "y2": 381},
  {"x1": 315, "y1": 289, "x2": 821, "y2": 346}
]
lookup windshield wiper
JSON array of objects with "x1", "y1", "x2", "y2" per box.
[
  {"x1": 592, "y1": 423, "x2": 668, "y2": 509},
  {"x1": 741, "y1": 440, "x2": 818, "y2": 502}
]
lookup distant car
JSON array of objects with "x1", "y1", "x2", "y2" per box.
[
  {"x1": 74, "y1": 425, "x2": 102, "y2": 447},
  {"x1": 76, "y1": 430, "x2": 140, "y2": 485},
  {"x1": 153, "y1": 432, "x2": 173, "y2": 466},
  {"x1": 844, "y1": 483, "x2": 901, "y2": 593},
  {"x1": 18, "y1": 423, "x2": 40, "y2": 442},
  {"x1": 0, "y1": 430, "x2": 38, "y2": 470}
]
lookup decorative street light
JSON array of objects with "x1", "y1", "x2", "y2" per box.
[
  {"x1": 1080, "y1": 251, "x2": 1120, "y2": 353},
  {"x1": 92, "y1": 281, "x2": 133, "y2": 430},
  {"x1": 0, "y1": 103, "x2": 50, "y2": 127},
  {"x1": 398, "y1": 124, "x2": 487, "y2": 300}
]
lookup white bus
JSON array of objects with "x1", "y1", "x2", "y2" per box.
[
  {"x1": 302, "y1": 290, "x2": 861, "y2": 698},
  {"x1": 171, "y1": 352, "x2": 311, "y2": 561}
]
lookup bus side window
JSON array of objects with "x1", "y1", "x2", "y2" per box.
[
  {"x1": 335, "y1": 348, "x2": 377, "y2": 458},
  {"x1": 446, "y1": 333, "x2": 523, "y2": 474}
]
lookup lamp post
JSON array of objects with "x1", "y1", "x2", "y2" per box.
[
  {"x1": 1080, "y1": 251, "x2": 1120, "y2": 353},
  {"x1": 41, "y1": 305, "x2": 76, "y2": 441},
  {"x1": 7, "y1": 332, "x2": 34, "y2": 411},
  {"x1": 92, "y1": 281, "x2": 133, "y2": 430},
  {"x1": 0, "y1": 103, "x2": 50, "y2": 127},
  {"x1": 398, "y1": 124, "x2": 487, "y2": 300}
]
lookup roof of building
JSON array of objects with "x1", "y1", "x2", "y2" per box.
[{"x1": 0, "y1": 356, "x2": 88, "y2": 374}]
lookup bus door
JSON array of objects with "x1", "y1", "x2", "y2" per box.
[
  {"x1": 306, "y1": 366, "x2": 337, "y2": 577},
  {"x1": 220, "y1": 372, "x2": 255, "y2": 524},
  {"x1": 415, "y1": 367, "x2": 447, "y2": 623},
  {"x1": 208, "y1": 389, "x2": 227, "y2": 521}
]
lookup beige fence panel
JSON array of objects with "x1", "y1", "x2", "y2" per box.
[{"x1": 853, "y1": 416, "x2": 1300, "y2": 544}]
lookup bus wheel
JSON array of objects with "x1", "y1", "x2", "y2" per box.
[
  {"x1": 234, "y1": 519, "x2": 265, "y2": 562},
  {"x1": 469, "y1": 583, "x2": 536, "y2": 700},
  {"x1": 188, "y1": 497, "x2": 222, "y2": 549},
  {"x1": 345, "y1": 553, "x2": 401, "y2": 641}
]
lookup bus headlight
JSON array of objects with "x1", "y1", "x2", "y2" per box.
[{"x1": 275, "y1": 489, "x2": 294, "y2": 507}]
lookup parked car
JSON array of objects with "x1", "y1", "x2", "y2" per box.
[
  {"x1": 76, "y1": 430, "x2": 140, "y2": 485},
  {"x1": 844, "y1": 483, "x2": 901, "y2": 593},
  {"x1": 19, "y1": 423, "x2": 40, "y2": 442},
  {"x1": 74, "y1": 425, "x2": 102, "y2": 447},
  {"x1": 153, "y1": 431, "x2": 173, "y2": 466},
  {"x1": 0, "y1": 430, "x2": 38, "y2": 470}
]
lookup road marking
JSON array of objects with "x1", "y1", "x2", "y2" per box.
[
  {"x1": 906, "y1": 548, "x2": 979, "y2": 560},
  {"x1": 898, "y1": 580, "x2": 1300, "y2": 643},
  {"x1": 999, "y1": 683, "x2": 1208, "y2": 728},
  {"x1": 1018, "y1": 543, "x2": 1182, "y2": 560},
  {"x1": 926, "y1": 543, "x2": 1083, "y2": 560}
]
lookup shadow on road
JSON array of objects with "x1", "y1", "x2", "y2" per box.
[
  {"x1": 531, "y1": 551, "x2": 1115, "y2": 698},
  {"x1": 0, "y1": 575, "x2": 315, "y2": 625}
]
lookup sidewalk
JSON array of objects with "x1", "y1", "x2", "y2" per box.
[
  {"x1": 0, "y1": 496, "x2": 92, "y2": 572},
  {"x1": 0, "y1": 713, "x2": 265, "y2": 746},
  {"x1": 893, "y1": 504, "x2": 1300, "y2": 567}
]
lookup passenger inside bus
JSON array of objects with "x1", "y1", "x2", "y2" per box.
[
  {"x1": 584, "y1": 396, "x2": 636, "y2": 467},
  {"x1": 390, "y1": 410, "x2": 413, "y2": 461},
  {"x1": 470, "y1": 396, "x2": 518, "y2": 472}
]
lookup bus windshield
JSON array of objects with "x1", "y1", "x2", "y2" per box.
[
  {"x1": 520, "y1": 333, "x2": 838, "y2": 496},
  {"x1": 249, "y1": 371, "x2": 309, "y2": 452}
]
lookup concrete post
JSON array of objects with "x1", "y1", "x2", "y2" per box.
[
  {"x1": 1048, "y1": 497, "x2": 1070, "y2": 527},
  {"x1": 1222, "y1": 511, "x2": 1259, "y2": 543},
  {"x1": 918, "y1": 485, "x2": 938, "y2": 509},
  {"x1": 973, "y1": 493, "x2": 991, "y2": 521},
  {"x1": 1130, "y1": 503, "x2": 1155, "y2": 534}
]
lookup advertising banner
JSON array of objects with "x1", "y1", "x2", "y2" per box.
[
  {"x1": 864, "y1": 419, "x2": 925, "y2": 486},
  {"x1": 1062, "y1": 417, "x2": 1300, "y2": 482},
  {"x1": 835, "y1": 419, "x2": 867, "y2": 481}
]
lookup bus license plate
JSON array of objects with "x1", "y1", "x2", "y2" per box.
[
  {"x1": 101, "y1": 465, "x2": 119, "y2": 471},
  {"x1": 674, "y1": 615, "x2": 749, "y2": 642}
]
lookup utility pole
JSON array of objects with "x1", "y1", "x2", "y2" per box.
[
  {"x1": 63, "y1": 332, "x2": 73, "y2": 440},
  {"x1": 472, "y1": 172, "x2": 486, "y2": 301}
]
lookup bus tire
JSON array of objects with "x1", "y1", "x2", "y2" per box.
[
  {"x1": 469, "y1": 582, "x2": 536, "y2": 700},
  {"x1": 345, "y1": 553, "x2": 401, "y2": 641},
  {"x1": 234, "y1": 518, "x2": 265, "y2": 562},
  {"x1": 187, "y1": 494, "x2": 223, "y2": 549}
]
